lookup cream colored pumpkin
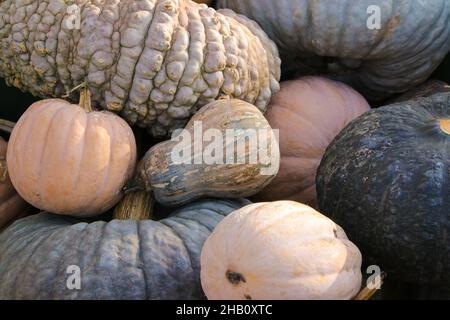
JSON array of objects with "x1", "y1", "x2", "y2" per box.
[
  {"x1": 7, "y1": 99, "x2": 137, "y2": 217},
  {"x1": 200, "y1": 201, "x2": 362, "y2": 300}
]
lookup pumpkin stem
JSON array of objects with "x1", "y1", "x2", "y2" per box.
[
  {"x1": 0, "y1": 119, "x2": 15, "y2": 134},
  {"x1": 353, "y1": 272, "x2": 386, "y2": 300},
  {"x1": 78, "y1": 85, "x2": 92, "y2": 113},
  {"x1": 62, "y1": 82, "x2": 92, "y2": 113},
  {"x1": 439, "y1": 119, "x2": 450, "y2": 135},
  {"x1": 113, "y1": 190, "x2": 155, "y2": 220}
]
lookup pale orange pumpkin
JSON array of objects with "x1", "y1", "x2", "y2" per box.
[
  {"x1": 253, "y1": 77, "x2": 370, "y2": 207},
  {"x1": 200, "y1": 201, "x2": 363, "y2": 300},
  {"x1": 6, "y1": 93, "x2": 137, "y2": 217},
  {"x1": 0, "y1": 136, "x2": 30, "y2": 229}
]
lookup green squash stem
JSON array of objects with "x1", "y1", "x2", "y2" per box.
[{"x1": 113, "y1": 190, "x2": 154, "y2": 221}]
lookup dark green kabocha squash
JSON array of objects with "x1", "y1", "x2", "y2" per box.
[
  {"x1": 217, "y1": 0, "x2": 450, "y2": 100},
  {"x1": 316, "y1": 92, "x2": 450, "y2": 285},
  {"x1": 0, "y1": 198, "x2": 250, "y2": 299}
]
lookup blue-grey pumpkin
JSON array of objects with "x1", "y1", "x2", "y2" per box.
[
  {"x1": 217, "y1": 0, "x2": 450, "y2": 100},
  {"x1": 316, "y1": 92, "x2": 450, "y2": 285},
  {"x1": 0, "y1": 198, "x2": 250, "y2": 299}
]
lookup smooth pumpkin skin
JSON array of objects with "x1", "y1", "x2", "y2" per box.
[
  {"x1": 0, "y1": 137, "x2": 29, "y2": 230},
  {"x1": 6, "y1": 99, "x2": 137, "y2": 217},
  {"x1": 217, "y1": 0, "x2": 450, "y2": 100},
  {"x1": 136, "y1": 99, "x2": 280, "y2": 206},
  {"x1": 0, "y1": 198, "x2": 250, "y2": 299},
  {"x1": 200, "y1": 201, "x2": 362, "y2": 300},
  {"x1": 253, "y1": 77, "x2": 370, "y2": 207},
  {"x1": 317, "y1": 92, "x2": 450, "y2": 285}
]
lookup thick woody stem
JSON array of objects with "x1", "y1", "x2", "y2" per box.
[{"x1": 113, "y1": 190, "x2": 155, "y2": 220}]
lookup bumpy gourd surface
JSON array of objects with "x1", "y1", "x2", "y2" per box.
[
  {"x1": 0, "y1": 198, "x2": 250, "y2": 299},
  {"x1": 317, "y1": 93, "x2": 450, "y2": 285},
  {"x1": 218, "y1": 0, "x2": 450, "y2": 100},
  {"x1": 0, "y1": 0, "x2": 280, "y2": 137}
]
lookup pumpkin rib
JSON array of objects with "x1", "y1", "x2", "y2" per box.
[
  {"x1": 58, "y1": 107, "x2": 85, "y2": 211},
  {"x1": 9, "y1": 102, "x2": 50, "y2": 197},
  {"x1": 35, "y1": 105, "x2": 68, "y2": 209},
  {"x1": 136, "y1": 221, "x2": 150, "y2": 300},
  {"x1": 47, "y1": 222, "x2": 90, "y2": 299},
  {"x1": 12, "y1": 226, "x2": 67, "y2": 299},
  {"x1": 90, "y1": 118, "x2": 114, "y2": 213},
  {"x1": 71, "y1": 112, "x2": 89, "y2": 211},
  {"x1": 159, "y1": 219, "x2": 195, "y2": 276}
]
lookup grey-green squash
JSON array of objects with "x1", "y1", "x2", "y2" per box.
[
  {"x1": 131, "y1": 99, "x2": 280, "y2": 207},
  {"x1": 316, "y1": 92, "x2": 450, "y2": 285},
  {"x1": 0, "y1": 198, "x2": 250, "y2": 299},
  {"x1": 0, "y1": 0, "x2": 280, "y2": 137},
  {"x1": 217, "y1": 0, "x2": 450, "y2": 100}
]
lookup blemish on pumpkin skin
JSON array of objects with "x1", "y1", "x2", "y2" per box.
[{"x1": 226, "y1": 270, "x2": 246, "y2": 285}]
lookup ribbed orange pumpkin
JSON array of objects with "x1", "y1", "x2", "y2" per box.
[
  {"x1": 0, "y1": 136, "x2": 30, "y2": 229},
  {"x1": 7, "y1": 97, "x2": 137, "y2": 217},
  {"x1": 253, "y1": 77, "x2": 370, "y2": 207}
]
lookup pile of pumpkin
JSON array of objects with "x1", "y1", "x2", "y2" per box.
[{"x1": 0, "y1": 0, "x2": 449, "y2": 300}]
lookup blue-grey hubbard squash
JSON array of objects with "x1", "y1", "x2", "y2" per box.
[
  {"x1": 0, "y1": 0, "x2": 280, "y2": 137},
  {"x1": 217, "y1": 0, "x2": 450, "y2": 100},
  {"x1": 0, "y1": 197, "x2": 250, "y2": 299},
  {"x1": 316, "y1": 92, "x2": 450, "y2": 285}
]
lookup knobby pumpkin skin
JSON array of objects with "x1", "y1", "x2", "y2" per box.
[
  {"x1": 201, "y1": 201, "x2": 362, "y2": 300},
  {"x1": 7, "y1": 98, "x2": 137, "y2": 217},
  {"x1": 317, "y1": 92, "x2": 450, "y2": 285},
  {"x1": 0, "y1": 0, "x2": 280, "y2": 137},
  {"x1": 253, "y1": 77, "x2": 370, "y2": 207},
  {"x1": 217, "y1": 0, "x2": 450, "y2": 100},
  {"x1": 0, "y1": 137, "x2": 30, "y2": 230},
  {"x1": 0, "y1": 198, "x2": 250, "y2": 299},
  {"x1": 133, "y1": 99, "x2": 280, "y2": 206}
]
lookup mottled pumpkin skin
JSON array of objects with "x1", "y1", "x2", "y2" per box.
[
  {"x1": 253, "y1": 77, "x2": 370, "y2": 207},
  {"x1": 217, "y1": 0, "x2": 450, "y2": 100},
  {"x1": 0, "y1": 198, "x2": 250, "y2": 299},
  {"x1": 317, "y1": 93, "x2": 450, "y2": 285},
  {"x1": 137, "y1": 99, "x2": 280, "y2": 206},
  {"x1": 0, "y1": 0, "x2": 280, "y2": 137}
]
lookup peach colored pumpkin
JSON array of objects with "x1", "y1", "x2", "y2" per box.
[
  {"x1": 200, "y1": 201, "x2": 363, "y2": 300},
  {"x1": 7, "y1": 99, "x2": 137, "y2": 217},
  {"x1": 0, "y1": 137, "x2": 30, "y2": 229},
  {"x1": 253, "y1": 77, "x2": 370, "y2": 207}
]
